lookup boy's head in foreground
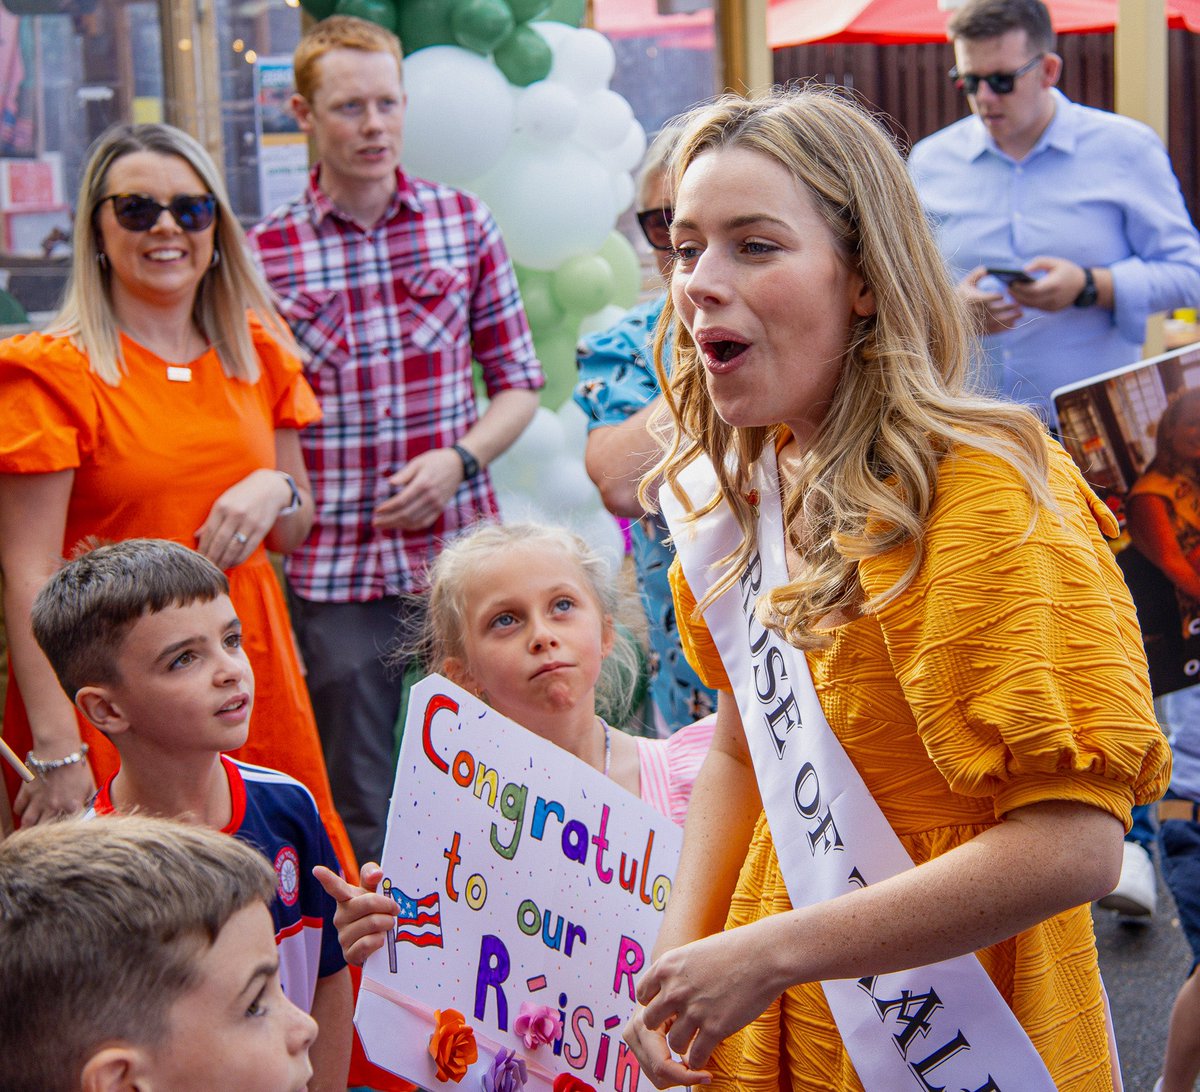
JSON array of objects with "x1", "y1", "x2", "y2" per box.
[
  {"x1": 0, "y1": 814, "x2": 317, "y2": 1092},
  {"x1": 32, "y1": 538, "x2": 254, "y2": 751}
]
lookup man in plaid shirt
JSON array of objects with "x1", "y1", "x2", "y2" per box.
[{"x1": 249, "y1": 15, "x2": 542, "y2": 863}]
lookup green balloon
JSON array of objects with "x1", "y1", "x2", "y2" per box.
[
  {"x1": 301, "y1": 0, "x2": 339, "y2": 20},
  {"x1": 502, "y1": 0, "x2": 550, "y2": 24},
  {"x1": 515, "y1": 268, "x2": 565, "y2": 333},
  {"x1": 538, "y1": 0, "x2": 584, "y2": 27},
  {"x1": 598, "y1": 231, "x2": 642, "y2": 310},
  {"x1": 395, "y1": 0, "x2": 456, "y2": 52},
  {"x1": 492, "y1": 24, "x2": 553, "y2": 87},
  {"x1": 335, "y1": 0, "x2": 398, "y2": 31},
  {"x1": 533, "y1": 326, "x2": 585, "y2": 409},
  {"x1": 451, "y1": 0, "x2": 515, "y2": 53},
  {"x1": 552, "y1": 254, "x2": 614, "y2": 316}
]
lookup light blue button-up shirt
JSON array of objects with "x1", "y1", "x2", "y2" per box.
[{"x1": 910, "y1": 89, "x2": 1200, "y2": 419}]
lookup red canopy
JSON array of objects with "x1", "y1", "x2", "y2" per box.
[
  {"x1": 591, "y1": 0, "x2": 1200, "y2": 47},
  {"x1": 770, "y1": 0, "x2": 1200, "y2": 47}
]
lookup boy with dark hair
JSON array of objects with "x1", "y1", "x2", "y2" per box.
[
  {"x1": 31, "y1": 538, "x2": 352, "y2": 1090},
  {"x1": 0, "y1": 813, "x2": 317, "y2": 1092}
]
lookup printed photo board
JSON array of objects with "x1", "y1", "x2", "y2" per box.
[{"x1": 1054, "y1": 340, "x2": 1200, "y2": 694}]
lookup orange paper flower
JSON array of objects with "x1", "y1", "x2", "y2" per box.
[{"x1": 429, "y1": 1008, "x2": 479, "y2": 1083}]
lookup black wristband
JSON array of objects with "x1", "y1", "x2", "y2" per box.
[
  {"x1": 453, "y1": 443, "x2": 481, "y2": 481},
  {"x1": 1073, "y1": 267, "x2": 1098, "y2": 308}
]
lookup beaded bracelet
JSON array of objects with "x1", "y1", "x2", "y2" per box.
[{"x1": 25, "y1": 743, "x2": 90, "y2": 777}]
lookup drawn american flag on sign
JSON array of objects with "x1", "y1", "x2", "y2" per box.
[{"x1": 387, "y1": 882, "x2": 443, "y2": 949}]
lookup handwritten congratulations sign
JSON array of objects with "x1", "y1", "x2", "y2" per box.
[{"x1": 355, "y1": 675, "x2": 682, "y2": 1092}]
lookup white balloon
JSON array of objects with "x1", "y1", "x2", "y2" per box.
[
  {"x1": 569, "y1": 506, "x2": 626, "y2": 574},
  {"x1": 491, "y1": 402, "x2": 617, "y2": 546},
  {"x1": 494, "y1": 489, "x2": 550, "y2": 526},
  {"x1": 541, "y1": 459, "x2": 598, "y2": 512},
  {"x1": 610, "y1": 120, "x2": 648, "y2": 173},
  {"x1": 514, "y1": 406, "x2": 567, "y2": 463},
  {"x1": 556, "y1": 398, "x2": 590, "y2": 455},
  {"x1": 490, "y1": 409, "x2": 563, "y2": 500},
  {"x1": 576, "y1": 302, "x2": 629, "y2": 339},
  {"x1": 610, "y1": 170, "x2": 635, "y2": 218},
  {"x1": 472, "y1": 145, "x2": 616, "y2": 270},
  {"x1": 549, "y1": 27, "x2": 616, "y2": 91},
  {"x1": 528, "y1": 19, "x2": 572, "y2": 52},
  {"x1": 402, "y1": 47, "x2": 515, "y2": 187},
  {"x1": 575, "y1": 89, "x2": 634, "y2": 152},
  {"x1": 514, "y1": 80, "x2": 581, "y2": 148}
]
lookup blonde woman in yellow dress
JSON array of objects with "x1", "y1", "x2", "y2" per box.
[{"x1": 621, "y1": 88, "x2": 1169, "y2": 1092}]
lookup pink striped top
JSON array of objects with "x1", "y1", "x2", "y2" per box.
[{"x1": 636, "y1": 715, "x2": 716, "y2": 826}]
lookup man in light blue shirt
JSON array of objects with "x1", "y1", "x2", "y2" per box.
[{"x1": 909, "y1": 0, "x2": 1200, "y2": 421}]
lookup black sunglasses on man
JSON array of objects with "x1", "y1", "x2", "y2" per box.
[{"x1": 948, "y1": 53, "x2": 1044, "y2": 96}]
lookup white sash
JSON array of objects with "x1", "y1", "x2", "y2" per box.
[{"x1": 661, "y1": 446, "x2": 1056, "y2": 1092}]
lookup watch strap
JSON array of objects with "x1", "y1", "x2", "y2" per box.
[
  {"x1": 1072, "y1": 267, "x2": 1098, "y2": 308},
  {"x1": 453, "y1": 443, "x2": 481, "y2": 481}
]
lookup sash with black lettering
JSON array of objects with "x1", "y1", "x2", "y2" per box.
[{"x1": 661, "y1": 446, "x2": 1056, "y2": 1092}]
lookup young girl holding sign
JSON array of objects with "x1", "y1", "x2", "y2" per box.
[
  {"x1": 316, "y1": 521, "x2": 713, "y2": 964},
  {"x1": 615, "y1": 88, "x2": 1171, "y2": 1092}
]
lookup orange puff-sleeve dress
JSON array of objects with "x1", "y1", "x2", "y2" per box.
[
  {"x1": 669, "y1": 441, "x2": 1171, "y2": 1092},
  {"x1": 0, "y1": 325, "x2": 355, "y2": 875}
]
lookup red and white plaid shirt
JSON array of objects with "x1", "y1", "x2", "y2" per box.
[{"x1": 249, "y1": 167, "x2": 543, "y2": 601}]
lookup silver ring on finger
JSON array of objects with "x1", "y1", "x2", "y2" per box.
[{"x1": 232, "y1": 530, "x2": 249, "y2": 545}]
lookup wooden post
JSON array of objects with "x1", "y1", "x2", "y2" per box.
[
  {"x1": 717, "y1": 0, "x2": 771, "y2": 94},
  {"x1": 160, "y1": 0, "x2": 223, "y2": 165},
  {"x1": 1115, "y1": 0, "x2": 1168, "y2": 356}
]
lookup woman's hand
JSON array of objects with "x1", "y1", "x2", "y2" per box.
[
  {"x1": 313, "y1": 860, "x2": 399, "y2": 966},
  {"x1": 14, "y1": 758, "x2": 95, "y2": 825},
  {"x1": 0, "y1": 469, "x2": 96, "y2": 824},
  {"x1": 626, "y1": 923, "x2": 776, "y2": 1083},
  {"x1": 622, "y1": 1004, "x2": 712, "y2": 1089},
  {"x1": 195, "y1": 469, "x2": 293, "y2": 570}
]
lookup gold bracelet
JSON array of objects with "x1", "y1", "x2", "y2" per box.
[{"x1": 25, "y1": 743, "x2": 90, "y2": 777}]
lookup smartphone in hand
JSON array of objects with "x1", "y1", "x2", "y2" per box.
[{"x1": 985, "y1": 266, "x2": 1035, "y2": 286}]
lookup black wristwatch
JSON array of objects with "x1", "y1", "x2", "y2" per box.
[
  {"x1": 452, "y1": 443, "x2": 481, "y2": 481},
  {"x1": 1073, "y1": 267, "x2": 1098, "y2": 308}
]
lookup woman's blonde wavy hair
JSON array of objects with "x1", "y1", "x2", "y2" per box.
[
  {"x1": 647, "y1": 87, "x2": 1053, "y2": 648},
  {"x1": 47, "y1": 123, "x2": 297, "y2": 386}
]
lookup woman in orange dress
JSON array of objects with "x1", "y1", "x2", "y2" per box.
[
  {"x1": 621, "y1": 89, "x2": 1169, "y2": 1091},
  {"x1": 0, "y1": 123, "x2": 354, "y2": 873}
]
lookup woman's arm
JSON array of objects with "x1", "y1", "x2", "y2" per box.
[
  {"x1": 264, "y1": 429, "x2": 315, "y2": 554},
  {"x1": 1126, "y1": 493, "x2": 1200, "y2": 599},
  {"x1": 584, "y1": 398, "x2": 664, "y2": 519},
  {"x1": 627, "y1": 797, "x2": 1122, "y2": 1085},
  {"x1": 0, "y1": 470, "x2": 96, "y2": 823},
  {"x1": 194, "y1": 429, "x2": 313, "y2": 569}
]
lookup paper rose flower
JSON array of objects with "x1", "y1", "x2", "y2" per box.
[
  {"x1": 553, "y1": 1074, "x2": 596, "y2": 1092},
  {"x1": 429, "y1": 1008, "x2": 479, "y2": 1083},
  {"x1": 514, "y1": 1001, "x2": 563, "y2": 1049},
  {"x1": 482, "y1": 1047, "x2": 528, "y2": 1092}
]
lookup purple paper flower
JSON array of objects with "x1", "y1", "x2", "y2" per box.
[
  {"x1": 513, "y1": 1001, "x2": 563, "y2": 1049},
  {"x1": 482, "y1": 1048, "x2": 528, "y2": 1092}
]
